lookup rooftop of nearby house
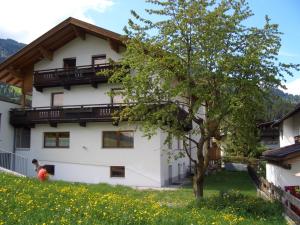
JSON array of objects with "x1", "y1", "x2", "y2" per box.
[
  {"x1": 262, "y1": 143, "x2": 300, "y2": 162},
  {"x1": 273, "y1": 103, "x2": 300, "y2": 126}
]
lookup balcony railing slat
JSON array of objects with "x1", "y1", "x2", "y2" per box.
[{"x1": 33, "y1": 64, "x2": 115, "y2": 89}]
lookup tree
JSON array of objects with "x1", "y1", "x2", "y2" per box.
[{"x1": 109, "y1": 0, "x2": 299, "y2": 200}]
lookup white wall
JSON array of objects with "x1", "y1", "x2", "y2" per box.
[
  {"x1": 0, "y1": 100, "x2": 19, "y2": 152},
  {"x1": 32, "y1": 83, "x2": 121, "y2": 108},
  {"x1": 34, "y1": 34, "x2": 122, "y2": 71},
  {"x1": 159, "y1": 131, "x2": 190, "y2": 185},
  {"x1": 25, "y1": 122, "x2": 163, "y2": 187},
  {"x1": 266, "y1": 158, "x2": 300, "y2": 188},
  {"x1": 29, "y1": 31, "x2": 192, "y2": 187},
  {"x1": 280, "y1": 112, "x2": 300, "y2": 147}
]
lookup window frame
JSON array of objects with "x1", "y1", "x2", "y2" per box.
[
  {"x1": 44, "y1": 132, "x2": 70, "y2": 148},
  {"x1": 51, "y1": 92, "x2": 64, "y2": 107},
  {"x1": 110, "y1": 88, "x2": 125, "y2": 105},
  {"x1": 110, "y1": 166, "x2": 125, "y2": 178},
  {"x1": 15, "y1": 127, "x2": 31, "y2": 149},
  {"x1": 63, "y1": 57, "x2": 76, "y2": 69},
  {"x1": 102, "y1": 130, "x2": 134, "y2": 149},
  {"x1": 92, "y1": 54, "x2": 106, "y2": 67}
]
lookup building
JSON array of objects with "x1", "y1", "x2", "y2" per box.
[
  {"x1": 263, "y1": 104, "x2": 300, "y2": 188},
  {"x1": 0, "y1": 96, "x2": 21, "y2": 153},
  {"x1": 258, "y1": 121, "x2": 279, "y2": 150},
  {"x1": 0, "y1": 18, "x2": 192, "y2": 187}
]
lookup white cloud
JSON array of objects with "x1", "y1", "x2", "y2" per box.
[
  {"x1": 284, "y1": 78, "x2": 300, "y2": 95},
  {"x1": 0, "y1": 0, "x2": 114, "y2": 43},
  {"x1": 279, "y1": 51, "x2": 300, "y2": 58}
]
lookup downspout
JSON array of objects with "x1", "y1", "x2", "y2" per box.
[{"x1": 12, "y1": 127, "x2": 16, "y2": 171}]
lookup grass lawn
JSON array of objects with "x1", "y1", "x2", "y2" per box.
[{"x1": 0, "y1": 170, "x2": 285, "y2": 225}]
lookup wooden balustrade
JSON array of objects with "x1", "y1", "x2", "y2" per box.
[
  {"x1": 33, "y1": 64, "x2": 116, "y2": 91},
  {"x1": 10, "y1": 104, "x2": 124, "y2": 127}
]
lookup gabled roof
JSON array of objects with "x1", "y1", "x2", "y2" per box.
[
  {"x1": 273, "y1": 103, "x2": 300, "y2": 126},
  {"x1": 0, "y1": 17, "x2": 124, "y2": 88},
  {"x1": 262, "y1": 143, "x2": 300, "y2": 162}
]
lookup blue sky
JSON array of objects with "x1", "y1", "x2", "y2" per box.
[{"x1": 1, "y1": 0, "x2": 299, "y2": 93}]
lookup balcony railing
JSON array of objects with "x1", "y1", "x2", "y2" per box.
[
  {"x1": 33, "y1": 64, "x2": 116, "y2": 92},
  {"x1": 10, "y1": 104, "x2": 125, "y2": 127},
  {"x1": 10, "y1": 102, "x2": 192, "y2": 130}
]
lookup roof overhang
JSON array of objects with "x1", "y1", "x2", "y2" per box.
[
  {"x1": 273, "y1": 104, "x2": 300, "y2": 126},
  {"x1": 262, "y1": 143, "x2": 300, "y2": 164}
]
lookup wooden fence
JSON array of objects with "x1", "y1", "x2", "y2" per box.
[{"x1": 248, "y1": 165, "x2": 300, "y2": 224}]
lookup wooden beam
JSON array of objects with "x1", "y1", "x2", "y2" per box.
[
  {"x1": 72, "y1": 25, "x2": 85, "y2": 40},
  {"x1": 0, "y1": 74, "x2": 13, "y2": 83},
  {"x1": 50, "y1": 123, "x2": 57, "y2": 128},
  {"x1": 11, "y1": 78, "x2": 22, "y2": 86},
  {"x1": 7, "y1": 77, "x2": 19, "y2": 84},
  {"x1": 0, "y1": 71, "x2": 9, "y2": 80},
  {"x1": 8, "y1": 66, "x2": 22, "y2": 78},
  {"x1": 38, "y1": 46, "x2": 53, "y2": 61},
  {"x1": 108, "y1": 38, "x2": 120, "y2": 53},
  {"x1": 79, "y1": 121, "x2": 86, "y2": 127},
  {"x1": 6, "y1": 76, "x2": 15, "y2": 83},
  {"x1": 15, "y1": 80, "x2": 23, "y2": 87}
]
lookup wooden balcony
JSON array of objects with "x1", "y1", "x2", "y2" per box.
[
  {"x1": 10, "y1": 104, "x2": 125, "y2": 127},
  {"x1": 10, "y1": 103, "x2": 192, "y2": 130},
  {"x1": 33, "y1": 64, "x2": 116, "y2": 92}
]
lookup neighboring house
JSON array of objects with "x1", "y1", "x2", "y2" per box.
[
  {"x1": 263, "y1": 104, "x2": 300, "y2": 188},
  {"x1": 0, "y1": 18, "x2": 191, "y2": 187},
  {"x1": 0, "y1": 96, "x2": 21, "y2": 152},
  {"x1": 258, "y1": 121, "x2": 280, "y2": 150}
]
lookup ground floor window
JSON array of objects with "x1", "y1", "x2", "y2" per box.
[
  {"x1": 15, "y1": 128, "x2": 31, "y2": 149},
  {"x1": 44, "y1": 132, "x2": 69, "y2": 148},
  {"x1": 102, "y1": 131, "x2": 134, "y2": 148},
  {"x1": 110, "y1": 166, "x2": 125, "y2": 177}
]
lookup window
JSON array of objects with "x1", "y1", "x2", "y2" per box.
[
  {"x1": 63, "y1": 58, "x2": 76, "y2": 69},
  {"x1": 177, "y1": 138, "x2": 182, "y2": 150},
  {"x1": 44, "y1": 132, "x2": 69, "y2": 148},
  {"x1": 110, "y1": 166, "x2": 125, "y2": 177},
  {"x1": 111, "y1": 88, "x2": 124, "y2": 104},
  {"x1": 168, "y1": 134, "x2": 172, "y2": 149},
  {"x1": 15, "y1": 128, "x2": 31, "y2": 149},
  {"x1": 51, "y1": 92, "x2": 64, "y2": 107},
  {"x1": 92, "y1": 54, "x2": 106, "y2": 66},
  {"x1": 103, "y1": 131, "x2": 134, "y2": 148},
  {"x1": 178, "y1": 163, "x2": 181, "y2": 180}
]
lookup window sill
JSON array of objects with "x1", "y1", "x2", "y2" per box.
[{"x1": 15, "y1": 148, "x2": 30, "y2": 151}]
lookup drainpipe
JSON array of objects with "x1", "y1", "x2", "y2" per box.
[{"x1": 12, "y1": 127, "x2": 16, "y2": 171}]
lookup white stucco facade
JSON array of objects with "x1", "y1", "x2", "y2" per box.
[
  {"x1": 280, "y1": 112, "x2": 300, "y2": 148},
  {"x1": 14, "y1": 32, "x2": 191, "y2": 187},
  {"x1": 0, "y1": 100, "x2": 19, "y2": 152},
  {"x1": 266, "y1": 111, "x2": 300, "y2": 189},
  {"x1": 266, "y1": 158, "x2": 300, "y2": 189}
]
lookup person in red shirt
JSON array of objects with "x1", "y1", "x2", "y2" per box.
[{"x1": 32, "y1": 159, "x2": 48, "y2": 181}]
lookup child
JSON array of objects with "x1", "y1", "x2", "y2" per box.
[{"x1": 32, "y1": 159, "x2": 48, "y2": 181}]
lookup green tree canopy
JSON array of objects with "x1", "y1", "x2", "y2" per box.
[{"x1": 110, "y1": 0, "x2": 299, "y2": 199}]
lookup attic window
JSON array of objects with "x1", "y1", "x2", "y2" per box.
[
  {"x1": 63, "y1": 58, "x2": 76, "y2": 69},
  {"x1": 92, "y1": 55, "x2": 106, "y2": 66}
]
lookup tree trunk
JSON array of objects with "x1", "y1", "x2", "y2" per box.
[
  {"x1": 193, "y1": 165, "x2": 205, "y2": 200},
  {"x1": 193, "y1": 140, "x2": 210, "y2": 200}
]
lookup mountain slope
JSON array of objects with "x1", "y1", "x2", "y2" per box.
[{"x1": 0, "y1": 38, "x2": 26, "y2": 62}]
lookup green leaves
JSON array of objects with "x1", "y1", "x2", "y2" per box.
[{"x1": 111, "y1": 0, "x2": 299, "y2": 162}]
